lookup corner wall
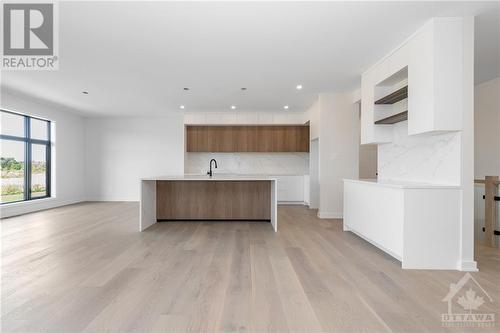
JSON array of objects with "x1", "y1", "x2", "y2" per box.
[
  {"x1": 317, "y1": 92, "x2": 359, "y2": 218},
  {"x1": 1, "y1": 89, "x2": 86, "y2": 218}
]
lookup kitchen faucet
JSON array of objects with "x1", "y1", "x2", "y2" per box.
[{"x1": 207, "y1": 159, "x2": 217, "y2": 177}]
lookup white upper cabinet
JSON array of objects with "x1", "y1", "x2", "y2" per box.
[
  {"x1": 408, "y1": 18, "x2": 464, "y2": 135},
  {"x1": 361, "y1": 17, "x2": 468, "y2": 144}
]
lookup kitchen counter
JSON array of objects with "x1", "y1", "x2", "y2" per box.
[
  {"x1": 343, "y1": 178, "x2": 460, "y2": 189},
  {"x1": 141, "y1": 174, "x2": 277, "y2": 181},
  {"x1": 140, "y1": 175, "x2": 277, "y2": 232}
]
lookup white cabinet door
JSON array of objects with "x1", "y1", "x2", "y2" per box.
[
  {"x1": 303, "y1": 175, "x2": 310, "y2": 205},
  {"x1": 408, "y1": 21, "x2": 434, "y2": 135},
  {"x1": 274, "y1": 176, "x2": 304, "y2": 202},
  {"x1": 408, "y1": 18, "x2": 464, "y2": 135}
]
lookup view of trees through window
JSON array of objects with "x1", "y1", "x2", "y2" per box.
[{"x1": 0, "y1": 110, "x2": 51, "y2": 204}]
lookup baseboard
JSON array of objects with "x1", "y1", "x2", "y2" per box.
[
  {"x1": 278, "y1": 201, "x2": 306, "y2": 205},
  {"x1": 317, "y1": 211, "x2": 343, "y2": 219},
  {"x1": 459, "y1": 260, "x2": 479, "y2": 272},
  {"x1": 347, "y1": 227, "x2": 402, "y2": 261},
  {"x1": 85, "y1": 197, "x2": 138, "y2": 202},
  {"x1": 1, "y1": 197, "x2": 85, "y2": 219}
]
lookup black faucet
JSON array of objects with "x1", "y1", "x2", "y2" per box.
[{"x1": 207, "y1": 159, "x2": 217, "y2": 177}]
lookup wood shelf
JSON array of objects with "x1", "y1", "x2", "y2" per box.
[
  {"x1": 374, "y1": 111, "x2": 408, "y2": 124},
  {"x1": 375, "y1": 86, "x2": 408, "y2": 104}
]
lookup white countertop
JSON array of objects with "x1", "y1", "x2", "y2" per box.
[
  {"x1": 343, "y1": 178, "x2": 460, "y2": 189},
  {"x1": 142, "y1": 174, "x2": 277, "y2": 181}
]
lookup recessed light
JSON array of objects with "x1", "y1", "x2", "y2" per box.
[
  {"x1": 284, "y1": 105, "x2": 289, "y2": 110},
  {"x1": 183, "y1": 87, "x2": 189, "y2": 91},
  {"x1": 82, "y1": 91, "x2": 89, "y2": 94},
  {"x1": 296, "y1": 84, "x2": 302, "y2": 90},
  {"x1": 180, "y1": 105, "x2": 185, "y2": 109},
  {"x1": 231, "y1": 105, "x2": 236, "y2": 110}
]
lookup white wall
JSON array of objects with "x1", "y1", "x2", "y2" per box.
[
  {"x1": 1, "y1": 89, "x2": 86, "y2": 218},
  {"x1": 474, "y1": 77, "x2": 500, "y2": 179},
  {"x1": 305, "y1": 99, "x2": 321, "y2": 210},
  {"x1": 459, "y1": 17, "x2": 476, "y2": 271},
  {"x1": 317, "y1": 92, "x2": 359, "y2": 218},
  {"x1": 185, "y1": 153, "x2": 308, "y2": 175},
  {"x1": 309, "y1": 139, "x2": 320, "y2": 209},
  {"x1": 306, "y1": 100, "x2": 320, "y2": 140},
  {"x1": 85, "y1": 116, "x2": 184, "y2": 201}
]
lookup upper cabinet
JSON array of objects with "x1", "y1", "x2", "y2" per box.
[
  {"x1": 361, "y1": 17, "x2": 470, "y2": 144},
  {"x1": 186, "y1": 125, "x2": 310, "y2": 153},
  {"x1": 408, "y1": 17, "x2": 464, "y2": 135}
]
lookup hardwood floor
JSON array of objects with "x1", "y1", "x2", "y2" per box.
[{"x1": 1, "y1": 202, "x2": 499, "y2": 332}]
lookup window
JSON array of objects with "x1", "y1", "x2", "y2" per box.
[{"x1": 1, "y1": 110, "x2": 51, "y2": 204}]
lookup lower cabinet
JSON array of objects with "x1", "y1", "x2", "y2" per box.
[
  {"x1": 274, "y1": 175, "x2": 305, "y2": 203},
  {"x1": 343, "y1": 179, "x2": 462, "y2": 270}
]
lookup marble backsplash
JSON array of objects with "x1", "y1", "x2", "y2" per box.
[
  {"x1": 185, "y1": 153, "x2": 309, "y2": 175},
  {"x1": 378, "y1": 121, "x2": 461, "y2": 185}
]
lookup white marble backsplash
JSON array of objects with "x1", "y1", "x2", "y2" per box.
[
  {"x1": 378, "y1": 121, "x2": 461, "y2": 185},
  {"x1": 185, "y1": 153, "x2": 309, "y2": 175}
]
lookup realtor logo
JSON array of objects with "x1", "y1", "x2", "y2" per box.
[
  {"x1": 441, "y1": 273, "x2": 495, "y2": 328},
  {"x1": 1, "y1": 2, "x2": 58, "y2": 70}
]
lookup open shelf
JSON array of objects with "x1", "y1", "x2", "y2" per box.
[
  {"x1": 375, "y1": 111, "x2": 408, "y2": 124},
  {"x1": 375, "y1": 86, "x2": 408, "y2": 105}
]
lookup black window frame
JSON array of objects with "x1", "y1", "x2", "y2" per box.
[{"x1": 1, "y1": 109, "x2": 52, "y2": 204}]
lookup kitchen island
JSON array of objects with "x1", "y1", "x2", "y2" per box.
[{"x1": 140, "y1": 175, "x2": 277, "y2": 232}]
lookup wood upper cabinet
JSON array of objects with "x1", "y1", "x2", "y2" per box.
[
  {"x1": 186, "y1": 126, "x2": 208, "y2": 152},
  {"x1": 208, "y1": 126, "x2": 234, "y2": 152},
  {"x1": 186, "y1": 125, "x2": 309, "y2": 152}
]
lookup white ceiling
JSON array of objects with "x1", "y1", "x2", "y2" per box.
[{"x1": 1, "y1": 1, "x2": 499, "y2": 116}]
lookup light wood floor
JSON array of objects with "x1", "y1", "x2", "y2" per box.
[{"x1": 1, "y1": 202, "x2": 499, "y2": 333}]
